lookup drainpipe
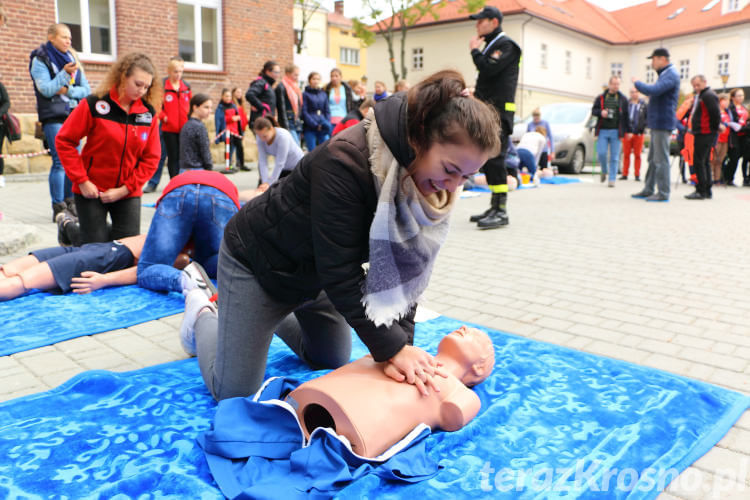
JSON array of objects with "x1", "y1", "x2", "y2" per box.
[{"x1": 519, "y1": 14, "x2": 533, "y2": 118}]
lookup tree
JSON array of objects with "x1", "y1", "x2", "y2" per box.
[
  {"x1": 354, "y1": 0, "x2": 486, "y2": 86},
  {"x1": 294, "y1": 0, "x2": 324, "y2": 55}
]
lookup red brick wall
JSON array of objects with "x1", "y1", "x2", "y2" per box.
[{"x1": 0, "y1": 0, "x2": 294, "y2": 114}]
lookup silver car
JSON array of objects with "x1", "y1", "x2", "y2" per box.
[{"x1": 512, "y1": 102, "x2": 597, "y2": 174}]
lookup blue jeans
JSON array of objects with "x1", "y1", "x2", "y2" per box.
[
  {"x1": 303, "y1": 129, "x2": 329, "y2": 152},
  {"x1": 597, "y1": 128, "x2": 621, "y2": 181},
  {"x1": 137, "y1": 184, "x2": 238, "y2": 293},
  {"x1": 517, "y1": 148, "x2": 538, "y2": 180},
  {"x1": 147, "y1": 127, "x2": 168, "y2": 188},
  {"x1": 643, "y1": 129, "x2": 672, "y2": 197},
  {"x1": 44, "y1": 122, "x2": 72, "y2": 204}
]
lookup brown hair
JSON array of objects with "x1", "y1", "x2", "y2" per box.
[
  {"x1": 359, "y1": 97, "x2": 375, "y2": 111},
  {"x1": 47, "y1": 23, "x2": 69, "y2": 37},
  {"x1": 96, "y1": 52, "x2": 163, "y2": 110},
  {"x1": 406, "y1": 70, "x2": 501, "y2": 158},
  {"x1": 307, "y1": 71, "x2": 320, "y2": 84},
  {"x1": 729, "y1": 88, "x2": 744, "y2": 101},
  {"x1": 188, "y1": 93, "x2": 211, "y2": 117},
  {"x1": 284, "y1": 64, "x2": 298, "y2": 75},
  {"x1": 718, "y1": 93, "x2": 729, "y2": 102},
  {"x1": 535, "y1": 126, "x2": 547, "y2": 137},
  {"x1": 253, "y1": 117, "x2": 274, "y2": 131}
]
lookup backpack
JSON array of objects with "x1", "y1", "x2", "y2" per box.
[{"x1": 2, "y1": 112, "x2": 22, "y2": 142}]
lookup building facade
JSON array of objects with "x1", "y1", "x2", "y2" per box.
[
  {"x1": 327, "y1": 0, "x2": 367, "y2": 82},
  {"x1": 366, "y1": 0, "x2": 750, "y2": 118},
  {"x1": 0, "y1": 0, "x2": 293, "y2": 173}
]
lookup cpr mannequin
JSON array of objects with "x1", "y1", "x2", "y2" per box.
[{"x1": 286, "y1": 326, "x2": 495, "y2": 458}]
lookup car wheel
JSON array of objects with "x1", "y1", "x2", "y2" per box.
[{"x1": 568, "y1": 145, "x2": 585, "y2": 174}]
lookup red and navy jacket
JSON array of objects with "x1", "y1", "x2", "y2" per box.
[
  {"x1": 157, "y1": 170, "x2": 240, "y2": 209},
  {"x1": 159, "y1": 78, "x2": 191, "y2": 133},
  {"x1": 690, "y1": 87, "x2": 720, "y2": 135},
  {"x1": 332, "y1": 108, "x2": 364, "y2": 136},
  {"x1": 56, "y1": 88, "x2": 161, "y2": 198}
]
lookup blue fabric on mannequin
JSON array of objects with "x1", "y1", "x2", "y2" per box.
[{"x1": 0, "y1": 316, "x2": 747, "y2": 499}]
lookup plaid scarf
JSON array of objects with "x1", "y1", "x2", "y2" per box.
[{"x1": 361, "y1": 112, "x2": 458, "y2": 327}]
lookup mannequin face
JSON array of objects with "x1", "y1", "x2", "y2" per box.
[{"x1": 437, "y1": 326, "x2": 495, "y2": 386}]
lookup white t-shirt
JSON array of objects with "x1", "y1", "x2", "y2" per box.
[
  {"x1": 517, "y1": 131, "x2": 547, "y2": 162},
  {"x1": 256, "y1": 127, "x2": 305, "y2": 185}
]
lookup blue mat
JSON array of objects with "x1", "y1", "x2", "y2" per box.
[
  {"x1": 0, "y1": 316, "x2": 747, "y2": 499},
  {"x1": 0, "y1": 285, "x2": 184, "y2": 356},
  {"x1": 541, "y1": 176, "x2": 581, "y2": 184}
]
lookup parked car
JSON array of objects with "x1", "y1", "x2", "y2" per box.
[{"x1": 512, "y1": 102, "x2": 597, "y2": 174}]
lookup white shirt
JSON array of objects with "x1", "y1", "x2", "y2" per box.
[
  {"x1": 256, "y1": 127, "x2": 305, "y2": 185},
  {"x1": 517, "y1": 131, "x2": 547, "y2": 161}
]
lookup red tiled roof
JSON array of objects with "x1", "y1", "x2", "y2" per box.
[
  {"x1": 328, "y1": 11, "x2": 353, "y2": 28},
  {"x1": 373, "y1": 0, "x2": 750, "y2": 44},
  {"x1": 612, "y1": 0, "x2": 750, "y2": 43}
]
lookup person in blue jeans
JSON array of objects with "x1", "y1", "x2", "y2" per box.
[
  {"x1": 29, "y1": 23, "x2": 91, "y2": 220},
  {"x1": 302, "y1": 72, "x2": 331, "y2": 152},
  {"x1": 591, "y1": 75, "x2": 629, "y2": 187},
  {"x1": 137, "y1": 170, "x2": 241, "y2": 294}
]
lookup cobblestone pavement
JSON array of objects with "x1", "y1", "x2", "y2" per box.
[{"x1": 1, "y1": 166, "x2": 748, "y2": 499}]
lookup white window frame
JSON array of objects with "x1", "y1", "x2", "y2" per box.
[
  {"x1": 646, "y1": 65, "x2": 655, "y2": 84},
  {"x1": 540, "y1": 43, "x2": 547, "y2": 69},
  {"x1": 565, "y1": 51, "x2": 572, "y2": 74},
  {"x1": 610, "y1": 62, "x2": 623, "y2": 78},
  {"x1": 340, "y1": 47, "x2": 360, "y2": 66},
  {"x1": 679, "y1": 59, "x2": 690, "y2": 80},
  {"x1": 727, "y1": 0, "x2": 740, "y2": 11},
  {"x1": 55, "y1": 0, "x2": 116, "y2": 62},
  {"x1": 412, "y1": 47, "x2": 423, "y2": 71},
  {"x1": 717, "y1": 53, "x2": 729, "y2": 76},
  {"x1": 178, "y1": 0, "x2": 223, "y2": 71}
]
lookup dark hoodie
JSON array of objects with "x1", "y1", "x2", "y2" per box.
[
  {"x1": 223, "y1": 93, "x2": 416, "y2": 362},
  {"x1": 245, "y1": 73, "x2": 277, "y2": 127}
]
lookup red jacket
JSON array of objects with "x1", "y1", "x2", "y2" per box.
[
  {"x1": 159, "y1": 79, "x2": 191, "y2": 133},
  {"x1": 56, "y1": 88, "x2": 161, "y2": 198},
  {"x1": 158, "y1": 170, "x2": 240, "y2": 209},
  {"x1": 225, "y1": 106, "x2": 247, "y2": 136}
]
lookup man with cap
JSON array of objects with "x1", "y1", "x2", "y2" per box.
[
  {"x1": 630, "y1": 48, "x2": 680, "y2": 202},
  {"x1": 468, "y1": 5, "x2": 521, "y2": 229}
]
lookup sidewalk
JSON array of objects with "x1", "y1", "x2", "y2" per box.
[{"x1": 0, "y1": 167, "x2": 748, "y2": 499}]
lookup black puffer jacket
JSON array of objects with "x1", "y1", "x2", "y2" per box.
[
  {"x1": 223, "y1": 94, "x2": 417, "y2": 362},
  {"x1": 472, "y1": 27, "x2": 521, "y2": 115},
  {"x1": 245, "y1": 73, "x2": 277, "y2": 127}
]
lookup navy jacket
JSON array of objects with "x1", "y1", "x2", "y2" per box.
[
  {"x1": 301, "y1": 86, "x2": 330, "y2": 132},
  {"x1": 635, "y1": 63, "x2": 680, "y2": 131}
]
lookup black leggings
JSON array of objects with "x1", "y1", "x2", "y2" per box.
[
  {"x1": 74, "y1": 194, "x2": 141, "y2": 244},
  {"x1": 231, "y1": 135, "x2": 244, "y2": 168},
  {"x1": 163, "y1": 131, "x2": 180, "y2": 179}
]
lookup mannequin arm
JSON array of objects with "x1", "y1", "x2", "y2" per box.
[{"x1": 438, "y1": 387, "x2": 481, "y2": 432}]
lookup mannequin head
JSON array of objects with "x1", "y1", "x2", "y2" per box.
[{"x1": 437, "y1": 326, "x2": 494, "y2": 386}]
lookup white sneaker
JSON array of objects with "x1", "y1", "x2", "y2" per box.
[
  {"x1": 181, "y1": 261, "x2": 217, "y2": 298},
  {"x1": 180, "y1": 288, "x2": 216, "y2": 356}
]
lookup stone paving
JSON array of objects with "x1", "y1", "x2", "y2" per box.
[{"x1": 0, "y1": 165, "x2": 748, "y2": 499}]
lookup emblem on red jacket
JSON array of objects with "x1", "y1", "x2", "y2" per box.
[
  {"x1": 95, "y1": 101, "x2": 110, "y2": 114},
  {"x1": 165, "y1": 94, "x2": 174, "y2": 102}
]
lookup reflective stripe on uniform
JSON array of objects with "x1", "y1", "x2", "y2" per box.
[
  {"x1": 505, "y1": 102, "x2": 516, "y2": 112},
  {"x1": 488, "y1": 184, "x2": 509, "y2": 193}
]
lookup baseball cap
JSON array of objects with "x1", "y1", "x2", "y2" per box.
[
  {"x1": 469, "y1": 6, "x2": 503, "y2": 22},
  {"x1": 647, "y1": 48, "x2": 670, "y2": 59}
]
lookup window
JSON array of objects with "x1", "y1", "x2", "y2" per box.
[
  {"x1": 412, "y1": 47, "x2": 423, "y2": 71},
  {"x1": 646, "y1": 65, "x2": 655, "y2": 84},
  {"x1": 727, "y1": 0, "x2": 740, "y2": 11},
  {"x1": 586, "y1": 57, "x2": 591, "y2": 79},
  {"x1": 340, "y1": 47, "x2": 360, "y2": 66},
  {"x1": 178, "y1": 0, "x2": 222, "y2": 69},
  {"x1": 564, "y1": 51, "x2": 572, "y2": 74},
  {"x1": 610, "y1": 62, "x2": 623, "y2": 78},
  {"x1": 55, "y1": 0, "x2": 115, "y2": 61},
  {"x1": 717, "y1": 53, "x2": 729, "y2": 76},
  {"x1": 540, "y1": 43, "x2": 547, "y2": 69},
  {"x1": 679, "y1": 59, "x2": 690, "y2": 80}
]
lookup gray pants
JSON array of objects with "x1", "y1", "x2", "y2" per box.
[
  {"x1": 643, "y1": 129, "x2": 671, "y2": 198},
  {"x1": 195, "y1": 240, "x2": 353, "y2": 400}
]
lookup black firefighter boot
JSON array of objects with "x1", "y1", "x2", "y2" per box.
[{"x1": 477, "y1": 192, "x2": 509, "y2": 229}]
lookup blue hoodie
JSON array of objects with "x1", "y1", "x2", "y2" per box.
[
  {"x1": 302, "y1": 86, "x2": 330, "y2": 133},
  {"x1": 635, "y1": 63, "x2": 680, "y2": 131}
]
